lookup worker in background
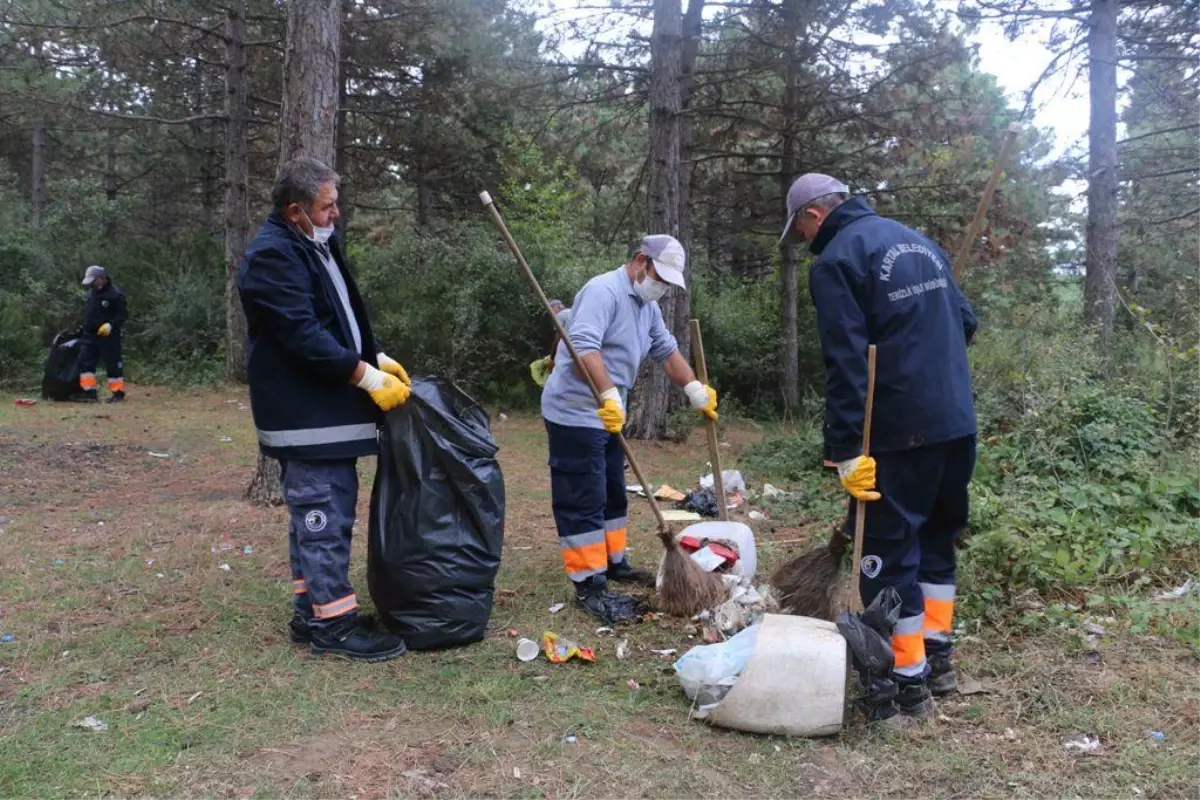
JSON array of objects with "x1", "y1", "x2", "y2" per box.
[
  {"x1": 239, "y1": 156, "x2": 412, "y2": 663},
  {"x1": 541, "y1": 235, "x2": 718, "y2": 623},
  {"x1": 531, "y1": 299, "x2": 572, "y2": 388},
  {"x1": 77, "y1": 265, "x2": 128, "y2": 403},
  {"x1": 780, "y1": 173, "x2": 978, "y2": 726}
]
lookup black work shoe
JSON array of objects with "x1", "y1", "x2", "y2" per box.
[
  {"x1": 575, "y1": 587, "x2": 648, "y2": 624},
  {"x1": 106, "y1": 390, "x2": 125, "y2": 404},
  {"x1": 896, "y1": 682, "x2": 935, "y2": 718},
  {"x1": 928, "y1": 651, "x2": 958, "y2": 697},
  {"x1": 288, "y1": 613, "x2": 313, "y2": 644},
  {"x1": 607, "y1": 560, "x2": 656, "y2": 587},
  {"x1": 309, "y1": 615, "x2": 407, "y2": 662},
  {"x1": 76, "y1": 389, "x2": 99, "y2": 403}
]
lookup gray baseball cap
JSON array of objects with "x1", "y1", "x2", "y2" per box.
[
  {"x1": 779, "y1": 173, "x2": 850, "y2": 245},
  {"x1": 81, "y1": 265, "x2": 107, "y2": 285},
  {"x1": 639, "y1": 234, "x2": 687, "y2": 289}
]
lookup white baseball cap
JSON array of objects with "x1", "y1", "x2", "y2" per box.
[
  {"x1": 779, "y1": 173, "x2": 850, "y2": 245},
  {"x1": 639, "y1": 234, "x2": 687, "y2": 289},
  {"x1": 81, "y1": 265, "x2": 107, "y2": 285}
]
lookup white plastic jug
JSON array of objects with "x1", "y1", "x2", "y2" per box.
[
  {"x1": 708, "y1": 613, "x2": 845, "y2": 737},
  {"x1": 679, "y1": 521, "x2": 757, "y2": 580}
]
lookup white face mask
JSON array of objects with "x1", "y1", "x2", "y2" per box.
[
  {"x1": 301, "y1": 209, "x2": 335, "y2": 245},
  {"x1": 634, "y1": 276, "x2": 669, "y2": 303}
]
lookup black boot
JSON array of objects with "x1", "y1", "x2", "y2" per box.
[
  {"x1": 106, "y1": 390, "x2": 125, "y2": 404},
  {"x1": 896, "y1": 681, "x2": 935, "y2": 718},
  {"x1": 607, "y1": 559, "x2": 656, "y2": 587},
  {"x1": 859, "y1": 675, "x2": 901, "y2": 726},
  {"x1": 927, "y1": 648, "x2": 957, "y2": 696},
  {"x1": 309, "y1": 614, "x2": 407, "y2": 662},
  {"x1": 288, "y1": 613, "x2": 313, "y2": 644},
  {"x1": 574, "y1": 579, "x2": 648, "y2": 624},
  {"x1": 76, "y1": 389, "x2": 99, "y2": 403}
]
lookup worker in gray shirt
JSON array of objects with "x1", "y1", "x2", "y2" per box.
[{"x1": 540, "y1": 235, "x2": 718, "y2": 622}]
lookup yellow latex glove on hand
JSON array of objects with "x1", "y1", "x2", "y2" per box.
[
  {"x1": 837, "y1": 455, "x2": 881, "y2": 502},
  {"x1": 530, "y1": 356, "x2": 554, "y2": 388},
  {"x1": 357, "y1": 364, "x2": 410, "y2": 412},
  {"x1": 376, "y1": 352, "x2": 411, "y2": 386},
  {"x1": 596, "y1": 388, "x2": 625, "y2": 434},
  {"x1": 684, "y1": 380, "x2": 718, "y2": 421},
  {"x1": 97, "y1": 323, "x2": 112, "y2": 337}
]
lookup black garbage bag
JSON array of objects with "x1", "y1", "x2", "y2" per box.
[
  {"x1": 367, "y1": 378, "x2": 505, "y2": 650},
  {"x1": 836, "y1": 586, "x2": 901, "y2": 683},
  {"x1": 41, "y1": 327, "x2": 86, "y2": 401},
  {"x1": 676, "y1": 488, "x2": 719, "y2": 518}
]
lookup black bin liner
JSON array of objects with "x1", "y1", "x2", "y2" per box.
[
  {"x1": 367, "y1": 378, "x2": 505, "y2": 650},
  {"x1": 42, "y1": 328, "x2": 85, "y2": 401}
]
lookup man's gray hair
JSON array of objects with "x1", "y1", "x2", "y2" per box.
[
  {"x1": 272, "y1": 157, "x2": 339, "y2": 211},
  {"x1": 804, "y1": 191, "x2": 849, "y2": 213}
]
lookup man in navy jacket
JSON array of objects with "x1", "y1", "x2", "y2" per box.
[
  {"x1": 239, "y1": 157, "x2": 411, "y2": 662},
  {"x1": 78, "y1": 264, "x2": 128, "y2": 403},
  {"x1": 781, "y1": 173, "x2": 978, "y2": 725}
]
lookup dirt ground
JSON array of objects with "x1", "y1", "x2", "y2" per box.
[{"x1": 1, "y1": 387, "x2": 1196, "y2": 798}]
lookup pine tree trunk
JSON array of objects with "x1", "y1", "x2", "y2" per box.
[
  {"x1": 626, "y1": 0, "x2": 684, "y2": 441},
  {"x1": 777, "y1": 0, "x2": 802, "y2": 417},
  {"x1": 30, "y1": 39, "x2": 45, "y2": 230},
  {"x1": 334, "y1": 2, "x2": 352, "y2": 241},
  {"x1": 247, "y1": 0, "x2": 341, "y2": 506},
  {"x1": 224, "y1": 0, "x2": 251, "y2": 385},
  {"x1": 1084, "y1": 0, "x2": 1119, "y2": 360}
]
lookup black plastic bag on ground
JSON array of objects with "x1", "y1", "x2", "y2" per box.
[
  {"x1": 367, "y1": 378, "x2": 505, "y2": 650},
  {"x1": 42, "y1": 328, "x2": 85, "y2": 401},
  {"x1": 676, "y1": 488, "x2": 719, "y2": 518},
  {"x1": 836, "y1": 586, "x2": 901, "y2": 681}
]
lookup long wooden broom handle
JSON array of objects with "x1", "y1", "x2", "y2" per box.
[
  {"x1": 848, "y1": 344, "x2": 878, "y2": 613},
  {"x1": 688, "y1": 319, "x2": 727, "y2": 521},
  {"x1": 480, "y1": 191, "x2": 668, "y2": 535},
  {"x1": 952, "y1": 122, "x2": 1022, "y2": 284}
]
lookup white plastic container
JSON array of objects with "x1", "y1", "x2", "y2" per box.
[
  {"x1": 679, "y1": 521, "x2": 757, "y2": 580},
  {"x1": 708, "y1": 613, "x2": 845, "y2": 737}
]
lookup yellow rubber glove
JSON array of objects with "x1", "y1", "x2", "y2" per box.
[
  {"x1": 357, "y1": 364, "x2": 410, "y2": 411},
  {"x1": 684, "y1": 380, "x2": 718, "y2": 421},
  {"x1": 596, "y1": 388, "x2": 625, "y2": 434},
  {"x1": 376, "y1": 352, "x2": 411, "y2": 386},
  {"x1": 530, "y1": 356, "x2": 553, "y2": 387},
  {"x1": 837, "y1": 455, "x2": 881, "y2": 502},
  {"x1": 97, "y1": 323, "x2": 112, "y2": 337}
]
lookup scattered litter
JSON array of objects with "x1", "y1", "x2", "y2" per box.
[
  {"x1": 512, "y1": 767, "x2": 521, "y2": 779},
  {"x1": 956, "y1": 675, "x2": 993, "y2": 696},
  {"x1": 627, "y1": 679, "x2": 641, "y2": 691},
  {"x1": 690, "y1": 546, "x2": 726, "y2": 573},
  {"x1": 0, "y1": 634, "x2": 13, "y2": 644},
  {"x1": 498, "y1": 413, "x2": 509, "y2": 422},
  {"x1": 548, "y1": 602, "x2": 565, "y2": 614},
  {"x1": 510, "y1": 546, "x2": 533, "y2": 551},
  {"x1": 1153, "y1": 578, "x2": 1195, "y2": 601},
  {"x1": 14, "y1": 398, "x2": 37, "y2": 406},
  {"x1": 542, "y1": 631, "x2": 595, "y2": 664},
  {"x1": 516, "y1": 638, "x2": 540, "y2": 662},
  {"x1": 697, "y1": 579, "x2": 779, "y2": 638},
  {"x1": 594, "y1": 626, "x2": 615, "y2": 636},
  {"x1": 626, "y1": 484, "x2": 648, "y2": 497},
  {"x1": 725, "y1": 492, "x2": 745, "y2": 509},
  {"x1": 242, "y1": 546, "x2": 253, "y2": 555},
  {"x1": 1004, "y1": 728, "x2": 1018, "y2": 741},
  {"x1": 748, "y1": 510, "x2": 768, "y2": 521},
  {"x1": 155, "y1": 573, "x2": 165, "y2": 578},
  {"x1": 616, "y1": 639, "x2": 628, "y2": 660},
  {"x1": 748, "y1": 753, "x2": 762, "y2": 765},
  {"x1": 145, "y1": 559, "x2": 156, "y2": 566},
  {"x1": 676, "y1": 489, "x2": 719, "y2": 518},
  {"x1": 655, "y1": 484, "x2": 687, "y2": 502},
  {"x1": 147, "y1": 452, "x2": 171, "y2": 458},
  {"x1": 218, "y1": 563, "x2": 231, "y2": 571},
  {"x1": 127, "y1": 698, "x2": 151, "y2": 714},
  {"x1": 506, "y1": 628, "x2": 518, "y2": 637},
  {"x1": 651, "y1": 648, "x2": 678, "y2": 656},
  {"x1": 219, "y1": 436, "x2": 233, "y2": 443},
  {"x1": 761, "y1": 483, "x2": 791, "y2": 500},
  {"x1": 662, "y1": 509, "x2": 703, "y2": 523},
  {"x1": 564, "y1": 734, "x2": 577, "y2": 744},
  {"x1": 210, "y1": 542, "x2": 235, "y2": 553},
  {"x1": 1083, "y1": 621, "x2": 1107, "y2": 637},
  {"x1": 700, "y1": 470, "x2": 745, "y2": 495},
  {"x1": 1149, "y1": 731, "x2": 1166, "y2": 743},
  {"x1": 53, "y1": 559, "x2": 65, "y2": 566},
  {"x1": 1082, "y1": 650, "x2": 1103, "y2": 666},
  {"x1": 72, "y1": 716, "x2": 108, "y2": 732},
  {"x1": 674, "y1": 623, "x2": 760, "y2": 719},
  {"x1": 1063, "y1": 734, "x2": 1101, "y2": 755},
  {"x1": 187, "y1": 691, "x2": 203, "y2": 705}
]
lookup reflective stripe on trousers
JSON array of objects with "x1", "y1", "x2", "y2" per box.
[
  {"x1": 920, "y1": 581, "x2": 955, "y2": 642},
  {"x1": 892, "y1": 614, "x2": 927, "y2": 678}
]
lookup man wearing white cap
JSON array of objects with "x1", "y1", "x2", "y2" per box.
[
  {"x1": 540, "y1": 234, "x2": 718, "y2": 622},
  {"x1": 781, "y1": 174, "x2": 978, "y2": 726},
  {"x1": 78, "y1": 265, "x2": 128, "y2": 403}
]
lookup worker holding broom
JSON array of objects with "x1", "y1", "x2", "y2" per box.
[
  {"x1": 541, "y1": 235, "x2": 718, "y2": 623},
  {"x1": 780, "y1": 174, "x2": 978, "y2": 725}
]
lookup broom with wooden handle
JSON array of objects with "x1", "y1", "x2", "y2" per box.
[
  {"x1": 688, "y1": 319, "x2": 728, "y2": 522},
  {"x1": 772, "y1": 345, "x2": 877, "y2": 619},
  {"x1": 480, "y1": 191, "x2": 725, "y2": 617}
]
